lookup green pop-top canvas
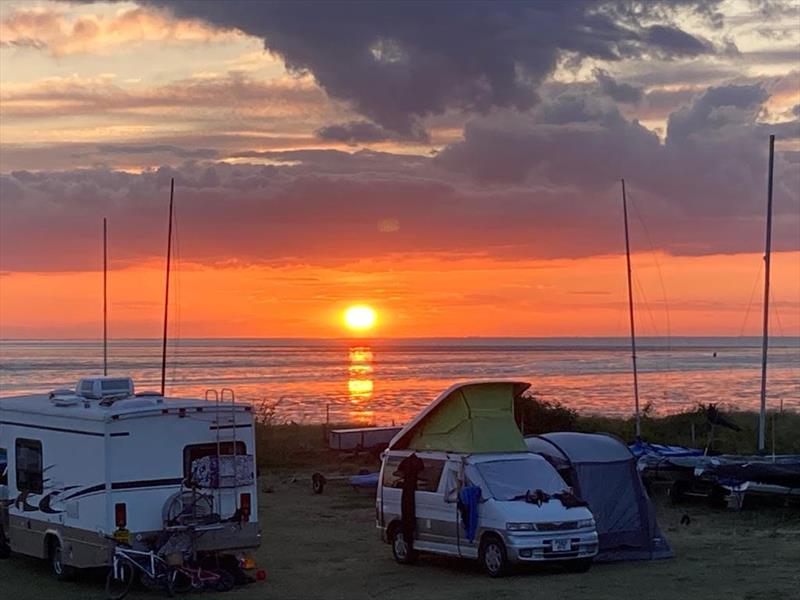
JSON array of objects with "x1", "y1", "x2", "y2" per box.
[{"x1": 393, "y1": 381, "x2": 528, "y2": 453}]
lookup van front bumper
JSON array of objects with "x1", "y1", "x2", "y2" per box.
[{"x1": 503, "y1": 528, "x2": 599, "y2": 563}]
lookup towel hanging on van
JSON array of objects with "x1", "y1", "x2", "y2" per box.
[{"x1": 458, "y1": 485, "x2": 481, "y2": 542}]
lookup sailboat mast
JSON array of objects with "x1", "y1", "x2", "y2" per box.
[
  {"x1": 103, "y1": 217, "x2": 108, "y2": 376},
  {"x1": 758, "y1": 135, "x2": 775, "y2": 452},
  {"x1": 621, "y1": 178, "x2": 641, "y2": 438},
  {"x1": 160, "y1": 178, "x2": 174, "y2": 397}
]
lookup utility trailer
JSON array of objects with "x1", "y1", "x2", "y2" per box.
[{"x1": 0, "y1": 377, "x2": 260, "y2": 580}]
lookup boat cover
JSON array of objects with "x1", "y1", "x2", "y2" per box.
[{"x1": 389, "y1": 381, "x2": 529, "y2": 453}]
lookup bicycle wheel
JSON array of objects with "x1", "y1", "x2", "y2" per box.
[
  {"x1": 169, "y1": 568, "x2": 193, "y2": 594},
  {"x1": 105, "y1": 561, "x2": 135, "y2": 600},
  {"x1": 213, "y1": 568, "x2": 235, "y2": 592}
]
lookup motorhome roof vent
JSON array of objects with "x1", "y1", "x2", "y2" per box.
[
  {"x1": 76, "y1": 377, "x2": 135, "y2": 400},
  {"x1": 50, "y1": 392, "x2": 82, "y2": 407}
]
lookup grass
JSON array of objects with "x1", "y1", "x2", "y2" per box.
[{"x1": 2, "y1": 476, "x2": 799, "y2": 600}]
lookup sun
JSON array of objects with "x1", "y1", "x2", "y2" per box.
[{"x1": 344, "y1": 305, "x2": 377, "y2": 332}]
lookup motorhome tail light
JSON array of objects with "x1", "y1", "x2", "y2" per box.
[
  {"x1": 256, "y1": 569, "x2": 267, "y2": 581},
  {"x1": 114, "y1": 503, "x2": 127, "y2": 528},
  {"x1": 240, "y1": 493, "x2": 251, "y2": 522}
]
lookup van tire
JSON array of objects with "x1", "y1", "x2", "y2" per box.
[
  {"x1": 390, "y1": 526, "x2": 417, "y2": 565},
  {"x1": 564, "y1": 557, "x2": 592, "y2": 573},
  {"x1": 479, "y1": 535, "x2": 509, "y2": 578},
  {"x1": 48, "y1": 537, "x2": 75, "y2": 582}
]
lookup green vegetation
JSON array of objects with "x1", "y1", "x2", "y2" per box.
[
  {"x1": 254, "y1": 398, "x2": 800, "y2": 470},
  {"x1": 513, "y1": 395, "x2": 800, "y2": 455}
]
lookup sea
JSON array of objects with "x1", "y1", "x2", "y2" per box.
[{"x1": 0, "y1": 337, "x2": 798, "y2": 425}]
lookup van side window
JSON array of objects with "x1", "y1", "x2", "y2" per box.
[
  {"x1": 0, "y1": 447, "x2": 8, "y2": 486},
  {"x1": 382, "y1": 456, "x2": 445, "y2": 492},
  {"x1": 418, "y1": 459, "x2": 445, "y2": 493},
  {"x1": 382, "y1": 456, "x2": 404, "y2": 489},
  {"x1": 183, "y1": 442, "x2": 246, "y2": 480},
  {"x1": 15, "y1": 439, "x2": 43, "y2": 494}
]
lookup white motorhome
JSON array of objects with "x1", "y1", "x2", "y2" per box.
[
  {"x1": 376, "y1": 381, "x2": 599, "y2": 576},
  {"x1": 0, "y1": 377, "x2": 260, "y2": 580}
]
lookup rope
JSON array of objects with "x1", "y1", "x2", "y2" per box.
[
  {"x1": 738, "y1": 261, "x2": 763, "y2": 337},
  {"x1": 169, "y1": 192, "x2": 182, "y2": 395},
  {"x1": 628, "y1": 194, "x2": 672, "y2": 348}
]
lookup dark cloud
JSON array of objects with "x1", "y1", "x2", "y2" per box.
[
  {"x1": 435, "y1": 83, "x2": 800, "y2": 225},
  {"x1": 149, "y1": 0, "x2": 720, "y2": 137},
  {"x1": 315, "y1": 121, "x2": 391, "y2": 145},
  {"x1": 594, "y1": 68, "x2": 644, "y2": 104},
  {"x1": 3, "y1": 85, "x2": 798, "y2": 274}
]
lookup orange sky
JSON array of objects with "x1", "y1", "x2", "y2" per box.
[
  {"x1": 1, "y1": 251, "x2": 797, "y2": 338},
  {"x1": 1, "y1": 2, "x2": 799, "y2": 340}
]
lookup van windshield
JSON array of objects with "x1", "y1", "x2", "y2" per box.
[{"x1": 475, "y1": 458, "x2": 567, "y2": 501}]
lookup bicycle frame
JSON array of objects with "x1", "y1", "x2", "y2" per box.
[{"x1": 112, "y1": 546, "x2": 168, "y2": 581}]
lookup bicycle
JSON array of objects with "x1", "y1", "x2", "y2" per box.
[
  {"x1": 172, "y1": 563, "x2": 235, "y2": 593},
  {"x1": 105, "y1": 544, "x2": 177, "y2": 600}
]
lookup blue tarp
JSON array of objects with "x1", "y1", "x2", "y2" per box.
[{"x1": 348, "y1": 472, "x2": 380, "y2": 489}]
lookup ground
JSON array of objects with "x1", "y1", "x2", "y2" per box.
[{"x1": 1, "y1": 473, "x2": 799, "y2": 600}]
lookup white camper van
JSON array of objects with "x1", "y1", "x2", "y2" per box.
[
  {"x1": 0, "y1": 377, "x2": 260, "y2": 580},
  {"x1": 376, "y1": 381, "x2": 599, "y2": 576}
]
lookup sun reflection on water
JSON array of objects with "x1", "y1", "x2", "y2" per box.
[{"x1": 348, "y1": 346, "x2": 374, "y2": 420}]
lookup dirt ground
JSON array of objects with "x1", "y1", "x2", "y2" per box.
[{"x1": 1, "y1": 473, "x2": 799, "y2": 600}]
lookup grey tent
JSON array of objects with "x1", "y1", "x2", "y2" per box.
[{"x1": 525, "y1": 432, "x2": 672, "y2": 562}]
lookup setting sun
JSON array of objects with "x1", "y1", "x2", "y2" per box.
[{"x1": 344, "y1": 305, "x2": 377, "y2": 332}]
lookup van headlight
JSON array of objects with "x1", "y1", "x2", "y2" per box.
[
  {"x1": 506, "y1": 522, "x2": 536, "y2": 531},
  {"x1": 577, "y1": 518, "x2": 595, "y2": 529}
]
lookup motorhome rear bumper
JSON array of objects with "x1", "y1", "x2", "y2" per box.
[{"x1": 503, "y1": 529, "x2": 599, "y2": 563}]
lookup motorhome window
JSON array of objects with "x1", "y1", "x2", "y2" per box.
[
  {"x1": 15, "y1": 439, "x2": 43, "y2": 494},
  {"x1": 183, "y1": 442, "x2": 246, "y2": 479},
  {"x1": 475, "y1": 458, "x2": 567, "y2": 501}
]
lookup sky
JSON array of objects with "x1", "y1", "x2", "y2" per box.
[{"x1": 0, "y1": 0, "x2": 798, "y2": 338}]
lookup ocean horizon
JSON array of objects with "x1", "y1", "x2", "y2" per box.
[{"x1": 2, "y1": 336, "x2": 798, "y2": 424}]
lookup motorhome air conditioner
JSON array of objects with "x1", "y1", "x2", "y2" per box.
[{"x1": 76, "y1": 377, "x2": 135, "y2": 400}]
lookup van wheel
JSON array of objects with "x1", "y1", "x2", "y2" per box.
[
  {"x1": 390, "y1": 529, "x2": 417, "y2": 565},
  {"x1": 479, "y1": 535, "x2": 508, "y2": 578},
  {"x1": 565, "y1": 558, "x2": 592, "y2": 573},
  {"x1": 49, "y1": 538, "x2": 75, "y2": 581}
]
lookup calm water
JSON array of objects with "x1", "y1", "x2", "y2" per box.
[{"x1": 1, "y1": 337, "x2": 798, "y2": 425}]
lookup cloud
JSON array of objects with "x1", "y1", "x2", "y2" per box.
[
  {"x1": 594, "y1": 69, "x2": 643, "y2": 104},
  {"x1": 96, "y1": 144, "x2": 218, "y2": 159},
  {"x1": 0, "y1": 72, "x2": 327, "y2": 119},
  {"x1": 315, "y1": 121, "x2": 391, "y2": 145},
  {"x1": 0, "y1": 5, "x2": 236, "y2": 56},
  {"x1": 2, "y1": 85, "x2": 798, "y2": 275},
  {"x1": 150, "y1": 0, "x2": 720, "y2": 137}
]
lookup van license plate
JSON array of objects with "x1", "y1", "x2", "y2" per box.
[{"x1": 552, "y1": 539, "x2": 570, "y2": 552}]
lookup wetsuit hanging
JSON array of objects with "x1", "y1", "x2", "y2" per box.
[{"x1": 395, "y1": 453, "x2": 425, "y2": 551}]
